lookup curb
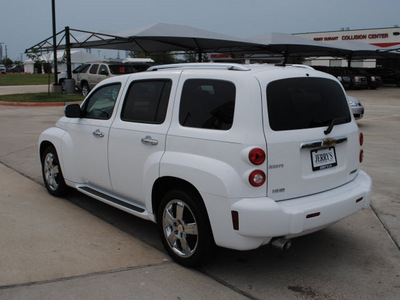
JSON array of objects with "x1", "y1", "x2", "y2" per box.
[{"x1": 0, "y1": 101, "x2": 67, "y2": 107}]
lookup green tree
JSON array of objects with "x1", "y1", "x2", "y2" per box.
[
  {"x1": 286, "y1": 56, "x2": 305, "y2": 64},
  {"x1": 183, "y1": 51, "x2": 209, "y2": 62},
  {"x1": 1, "y1": 57, "x2": 13, "y2": 67}
]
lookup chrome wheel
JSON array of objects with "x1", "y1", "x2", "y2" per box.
[
  {"x1": 162, "y1": 199, "x2": 199, "y2": 258},
  {"x1": 44, "y1": 152, "x2": 60, "y2": 192},
  {"x1": 41, "y1": 146, "x2": 68, "y2": 196},
  {"x1": 82, "y1": 84, "x2": 89, "y2": 97}
]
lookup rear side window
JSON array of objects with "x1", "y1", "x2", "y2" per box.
[
  {"x1": 109, "y1": 64, "x2": 149, "y2": 74},
  {"x1": 267, "y1": 78, "x2": 351, "y2": 131},
  {"x1": 179, "y1": 79, "x2": 236, "y2": 130},
  {"x1": 121, "y1": 80, "x2": 171, "y2": 124}
]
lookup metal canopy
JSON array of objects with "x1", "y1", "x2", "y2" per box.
[
  {"x1": 247, "y1": 32, "x2": 348, "y2": 58},
  {"x1": 26, "y1": 23, "x2": 272, "y2": 55},
  {"x1": 25, "y1": 23, "x2": 399, "y2": 82},
  {"x1": 26, "y1": 23, "x2": 399, "y2": 59}
]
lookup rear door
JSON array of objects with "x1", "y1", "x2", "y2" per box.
[
  {"x1": 262, "y1": 76, "x2": 360, "y2": 201},
  {"x1": 108, "y1": 72, "x2": 179, "y2": 205}
]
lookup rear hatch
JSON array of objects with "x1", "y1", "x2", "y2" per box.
[{"x1": 262, "y1": 76, "x2": 360, "y2": 201}]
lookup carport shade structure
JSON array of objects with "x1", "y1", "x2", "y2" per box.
[
  {"x1": 26, "y1": 23, "x2": 274, "y2": 80},
  {"x1": 27, "y1": 23, "x2": 273, "y2": 61},
  {"x1": 26, "y1": 23, "x2": 400, "y2": 80},
  {"x1": 246, "y1": 32, "x2": 348, "y2": 63},
  {"x1": 328, "y1": 40, "x2": 390, "y2": 66}
]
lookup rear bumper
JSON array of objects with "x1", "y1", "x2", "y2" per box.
[
  {"x1": 352, "y1": 106, "x2": 364, "y2": 119},
  {"x1": 209, "y1": 170, "x2": 372, "y2": 250}
]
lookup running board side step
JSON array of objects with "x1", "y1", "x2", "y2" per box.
[{"x1": 78, "y1": 186, "x2": 145, "y2": 213}]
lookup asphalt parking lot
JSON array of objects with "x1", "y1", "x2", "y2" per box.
[{"x1": 0, "y1": 86, "x2": 399, "y2": 299}]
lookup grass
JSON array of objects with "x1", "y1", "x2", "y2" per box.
[
  {"x1": 0, "y1": 73, "x2": 53, "y2": 86},
  {"x1": 0, "y1": 93, "x2": 84, "y2": 103}
]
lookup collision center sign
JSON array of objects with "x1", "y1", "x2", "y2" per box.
[{"x1": 313, "y1": 33, "x2": 389, "y2": 42}]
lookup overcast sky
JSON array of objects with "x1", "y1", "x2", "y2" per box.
[{"x1": 1, "y1": 0, "x2": 399, "y2": 61}]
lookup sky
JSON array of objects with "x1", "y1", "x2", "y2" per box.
[{"x1": 1, "y1": 0, "x2": 399, "y2": 61}]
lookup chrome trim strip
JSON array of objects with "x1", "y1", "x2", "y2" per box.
[
  {"x1": 301, "y1": 136, "x2": 348, "y2": 149},
  {"x1": 300, "y1": 140, "x2": 323, "y2": 149}
]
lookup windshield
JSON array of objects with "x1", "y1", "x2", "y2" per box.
[{"x1": 267, "y1": 77, "x2": 351, "y2": 131}]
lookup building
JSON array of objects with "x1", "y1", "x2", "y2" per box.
[
  {"x1": 295, "y1": 26, "x2": 400, "y2": 68},
  {"x1": 23, "y1": 50, "x2": 102, "y2": 74}
]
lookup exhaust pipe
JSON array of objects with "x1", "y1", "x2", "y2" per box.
[{"x1": 271, "y1": 238, "x2": 292, "y2": 251}]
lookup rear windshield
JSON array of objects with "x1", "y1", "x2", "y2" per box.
[{"x1": 267, "y1": 78, "x2": 351, "y2": 131}]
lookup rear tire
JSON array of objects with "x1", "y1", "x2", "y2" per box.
[
  {"x1": 41, "y1": 146, "x2": 68, "y2": 196},
  {"x1": 157, "y1": 189, "x2": 215, "y2": 267}
]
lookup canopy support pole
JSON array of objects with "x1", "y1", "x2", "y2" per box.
[
  {"x1": 65, "y1": 26, "x2": 72, "y2": 79},
  {"x1": 52, "y1": 0, "x2": 58, "y2": 84},
  {"x1": 198, "y1": 50, "x2": 203, "y2": 62}
]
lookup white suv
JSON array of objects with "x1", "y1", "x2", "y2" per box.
[{"x1": 39, "y1": 63, "x2": 372, "y2": 266}]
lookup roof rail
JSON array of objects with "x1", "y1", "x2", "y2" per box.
[
  {"x1": 147, "y1": 63, "x2": 251, "y2": 72},
  {"x1": 291, "y1": 64, "x2": 315, "y2": 70}
]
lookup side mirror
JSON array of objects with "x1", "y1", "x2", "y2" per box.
[{"x1": 65, "y1": 104, "x2": 82, "y2": 118}]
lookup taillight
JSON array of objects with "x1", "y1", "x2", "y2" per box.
[
  {"x1": 359, "y1": 132, "x2": 364, "y2": 146},
  {"x1": 249, "y1": 170, "x2": 266, "y2": 187},
  {"x1": 359, "y1": 149, "x2": 364, "y2": 163},
  {"x1": 249, "y1": 148, "x2": 265, "y2": 165}
]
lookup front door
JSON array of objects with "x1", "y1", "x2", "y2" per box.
[{"x1": 66, "y1": 83, "x2": 122, "y2": 191}]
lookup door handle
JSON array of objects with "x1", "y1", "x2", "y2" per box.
[
  {"x1": 93, "y1": 129, "x2": 104, "y2": 137},
  {"x1": 141, "y1": 136, "x2": 158, "y2": 145}
]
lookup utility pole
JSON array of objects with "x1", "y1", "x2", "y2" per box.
[
  {"x1": 0, "y1": 42, "x2": 7, "y2": 61},
  {"x1": 52, "y1": 0, "x2": 58, "y2": 84}
]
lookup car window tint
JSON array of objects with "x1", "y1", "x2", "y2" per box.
[
  {"x1": 73, "y1": 64, "x2": 89, "y2": 73},
  {"x1": 80, "y1": 64, "x2": 90, "y2": 73},
  {"x1": 98, "y1": 64, "x2": 108, "y2": 75},
  {"x1": 179, "y1": 79, "x2": 236, "y2": 130},
  {"x1": 267, "y1": 78, "x2": 351, "y2": 131},
  {"x1": 89, "y1": 64, "x2": 99, "y2": 74},
  {"x1": 121, "y1": 80, "x2": 172, "y2": 124},
  {"x1": 108, "y1": 64, "x2": 149, "y2": 74},
  {"x1": 81, "y1": 83, "x2": 121, "y2": 120}
]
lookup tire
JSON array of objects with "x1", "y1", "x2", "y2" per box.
[
  {"x1": 60, "y1": 80, "x2": 65, "y2": 93},
  {"x1": 81, "y1": 82, "x2": 90, "y2": 97},
  {"x1": 41, "y1": 146, "x2": 68, "y2": 196},
  {"x1": 157, "y1": 189, "x2": 215, "y2": 267}
]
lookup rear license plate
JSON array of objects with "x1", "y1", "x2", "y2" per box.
[{"x1": 311, "y1": 147, "x2": 337, "y2": 171}]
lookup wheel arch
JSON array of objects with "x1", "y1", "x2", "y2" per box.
[
  {"x1": 39, "y1": 140, "x2": 55, "y2": 161},
  {"x1": 152, "y1": 176, "x2": 207, "y2": 222}
]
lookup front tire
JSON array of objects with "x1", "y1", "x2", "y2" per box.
[
  {"x1": 41, "y1": 146, "x2": 68, "y2": 196},
  {"x1": 157, "y1": 189, "x2": 214, "y2": 267},
  {"x1": 81, "y1": 82, "x2": 90, "y2": 97}
]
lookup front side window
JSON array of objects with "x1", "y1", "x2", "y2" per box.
[
  {"x1": 121, "y1": 80, "x2": 172, "y2": 124},
  {"x1": 267, "y1": 78, "x2": 351, "y2": 131},
  {"x1": 179, "y1": 79, "x2": 236, "y2": 130},
  {"x1": 81, "y1": 83, "x2": 121, "y2": 120},
  {"x1": 89, "y1": 64, "x2": 99, "y2": 74}
]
